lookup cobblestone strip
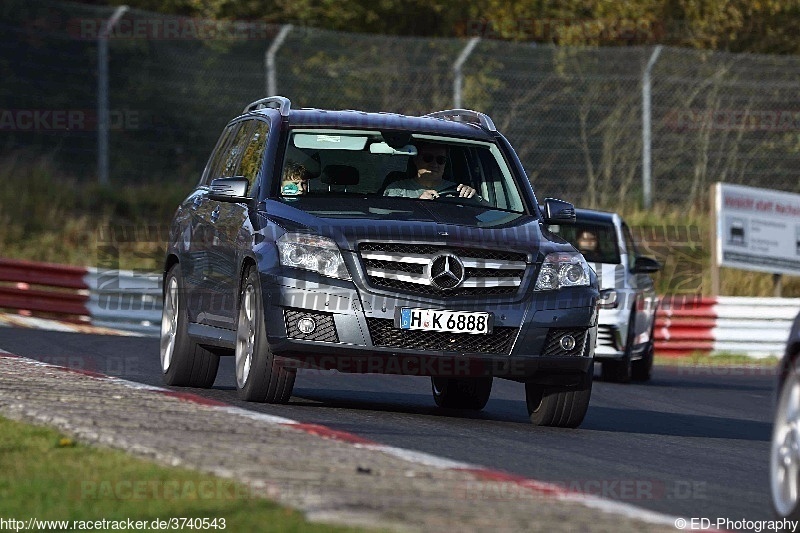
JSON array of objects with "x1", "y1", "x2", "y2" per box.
[{"x1": 0, "y1": 353, "x2": 679, "y2": 533}]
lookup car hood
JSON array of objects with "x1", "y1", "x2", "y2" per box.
[{"x1": 261, "y1": 197, "x2": 570, "y2": 259}]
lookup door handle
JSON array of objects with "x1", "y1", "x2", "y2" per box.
[{"x1": 210, "y1": 206, "x2": 221, "y2": 223}]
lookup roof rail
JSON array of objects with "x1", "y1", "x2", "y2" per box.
[
  {"x1": 424, "y1": 109, "x2": 496, "y2": 132},
  {"x1": 243, "y1": 96, "x2": 291, "y2": 116}
]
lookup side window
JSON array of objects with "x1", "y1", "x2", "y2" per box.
[
  {"x1": 220, "y1": 121, "x2": 256, "y2": 180},
  {"x1": 623, "y1": 223, "x2": 638, "y2": 269},
  {"x1": 238, "y1": 120, "x2": 270, "y2": 192},
  {"x1": 200, "y1": 123, "x2": 238, "y2": 186}
]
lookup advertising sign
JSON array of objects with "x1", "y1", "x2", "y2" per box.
[{"x1": 714, "y1": 182, "x2": 800, "y2": 276}]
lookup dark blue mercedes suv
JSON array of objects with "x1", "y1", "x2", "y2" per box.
[{"x1": 161, "y1": 96, "x2": 599, "y2": 427}]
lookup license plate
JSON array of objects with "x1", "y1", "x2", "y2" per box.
[{"x1": 397, "y1": 308, "x2": 493, "y2": 335}]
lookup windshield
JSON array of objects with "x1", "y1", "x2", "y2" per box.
[
  {"x1": 274, "y1": 129, "x2": 526, "y2": 213},
  {"x1": 548, "y1": 221, "x2": 621, "y2": 264}
]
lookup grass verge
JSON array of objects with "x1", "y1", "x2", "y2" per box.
[{"x1": 0, "y1": 416, "x2": 367, "y2": 532}]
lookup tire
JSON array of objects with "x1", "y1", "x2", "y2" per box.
[
  {"x1": 632, "y1": 308, "x2": 658, "y2": 382},
  {"x1": 235, "y1": 266, "x2": 295, "y2": 403},
  {"x1": 526, "y1": 370, "x2": 592, "y2": 428},
  {"x1": 602, "y1": 309, "x2": 636, "y2": 383},
  {"x1": 771, "y1": 361, "x2": 800, "y2": 520},
  {"x1": 631, "y1": 341, "x2": 654, "y2": 382},
  {"x1": 431, "y1": 377, "x2": 492, "y2": 410},
  {"x1": 160, "y1": 265, "x2": 219, "y2": 388}
]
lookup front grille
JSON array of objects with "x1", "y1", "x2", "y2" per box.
[
  {"x1": 284, "y1": 309, "x2": 339, "y2": 343},
  {"x1": 597, "y1": 325, "x2": 618, "y2": 349},
  {"x1": 359, "y1": 242, "x2": 528, "y2": 297},
  {"x1": 366, "y1": 318, "x2": 518, "y2": 354},
  {"x1": 543, "y1": 328, "x2": 588, "y2": 356}
]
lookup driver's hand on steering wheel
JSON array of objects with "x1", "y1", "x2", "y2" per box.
[
  {"x1": 456, "y1": 184, "x2": 477, "y2": 198},
  {"x1": 419, "y1": 189, "x2": 439, "y2": 199}
]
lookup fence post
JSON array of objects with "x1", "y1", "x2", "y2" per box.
[
  {"x1": 265, "y1": 24, "x2": 293, "y2": 96},
  {"x1": 97, "y1": 5, "x2": 128, "y2": 185},
  {"x1": 453, "y1": 37, "x2": 480, "y2": 108},
  {"x1": 641, "y1": 45, "x2": 663, "y2": 209}
]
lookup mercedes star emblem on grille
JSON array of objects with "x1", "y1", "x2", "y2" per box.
[{"x1": 428, "y1": 253, "x2": 465, "y2": 290}]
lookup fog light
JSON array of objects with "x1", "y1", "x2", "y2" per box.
[
  {"x1": 297, "y1": 317, "x2": 317, "y2": 334},
  {"x1": 560, "y1": 335, "x2": 576, "y2": 351}
]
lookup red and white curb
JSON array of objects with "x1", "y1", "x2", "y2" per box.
[{"x1": 0, "y1": 348, "x2": 689, "y2": 529}]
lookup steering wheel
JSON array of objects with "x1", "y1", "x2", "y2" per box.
[{"x1": 436, "y1": 185, "x2": 489, "y2": 205}]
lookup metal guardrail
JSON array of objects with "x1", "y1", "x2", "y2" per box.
[
  {"x1": 85, "y1": 268, "x2": 162, "y2": 333},
  {"x1": 0, "y1": 259, "x2": 161, "y2": 334}
]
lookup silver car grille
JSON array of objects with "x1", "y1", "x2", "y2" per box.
[{"x1": 597, "y1": 324, "x2": 619, "y2": 350}]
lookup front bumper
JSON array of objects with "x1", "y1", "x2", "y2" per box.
[{"x1": 261, "y1": 271, "x2": 597, "y2": 383}]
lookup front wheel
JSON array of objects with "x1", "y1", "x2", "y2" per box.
[
  {"x1": 160, "y1": 265, "x2": 219, "y2": 388},
  {"x1": 771, "y1": 362, "x2": 800, "y2": 520},
  {"x1": 631, "y1": 342, "x2": 654, "y2": 382},
  {"x1": 632, "y1": 311, "x2": 657, "y2": 382},
  {"x1": 525, "y1": 370, "x2": 592, "y2": 428},
  {"x1": 431, "y1": 377, "x2": 492, "y2": 410},
  {"x1": 235, "y1": 266, "x2": 295, "y2": 403}
]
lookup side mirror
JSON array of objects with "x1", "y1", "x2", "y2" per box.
[
  {"x1": 541, "y1": 198, "x2": 576, "y2": 224},
  {"x1": 631, "y1": 256, "x2": 661, "y2": 274},
  {"x1": 209, "y1": 177, "x2": 250, "y2": 202}
]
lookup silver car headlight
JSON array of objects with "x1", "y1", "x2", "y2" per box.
[
  {"x1": 597, "y1": 288, "x2": 619, "y2": 309},
  {"x1": 534, "y1": 252, "x2": 591, "y2": 291},
  {"x1": 277, "y1": 233, "x2": 351, "y2": 280}
]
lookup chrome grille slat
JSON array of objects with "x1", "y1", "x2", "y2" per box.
[
  {"x1": 461, "y1": 259, "x2": 526, "y2": 270},
  {"x1": 367, "y1": 268, "x2": 431, "y2": 284},
  {"x1": 461, "y1": 277, "x2": 522, "y2": 287},
  {"x1": 360, "y1": 251, "x2": 430, "y2": 264}
]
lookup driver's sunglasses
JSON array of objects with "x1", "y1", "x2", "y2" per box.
[{"x1": 421, "y1": 153, "x2": 447, "y2": 165}]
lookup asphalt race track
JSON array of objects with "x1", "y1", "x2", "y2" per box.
[{"x1": 0, "y1": 328, "x2": 773, "y2": 524}]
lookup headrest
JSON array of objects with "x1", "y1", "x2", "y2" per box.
[{"x1": 321, "y1": 165, "x2": 359, "y2": 186}]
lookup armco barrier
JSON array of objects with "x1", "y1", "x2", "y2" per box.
[
  {"x1": 0, "y1": 258, "x2": 161, "y2": 334},
  {"x1": 1, "y1": 258, "x2": 798, "y2": 354},
  {"x1": 655, "y1": 296, "x2": 800, "y2": 358}
]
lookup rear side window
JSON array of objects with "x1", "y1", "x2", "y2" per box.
[
  {"x1": 220, "y1": 121, "x2": 256, "y2": 179},
  {"x1": 200, "y1": 123, "x2": 238, "y2": 186},
  {"x1": 238, "y1": 121, "x2": 270, "y2": 194}
]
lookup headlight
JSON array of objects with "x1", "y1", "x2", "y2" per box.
[
  {"x1": 597, "y1": 288, "x2": 618, "y2": 309},
  {"x1": 277, "y1": 233, "x2": 351, "y2": 280},
  {"x1": 534, "y1": 252, "x2": 591, "y2": 291}
]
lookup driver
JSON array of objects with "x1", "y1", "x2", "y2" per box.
[{"x1": 383, "y1": 142, "x2": 477, "y2": 199}]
